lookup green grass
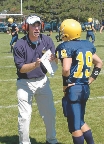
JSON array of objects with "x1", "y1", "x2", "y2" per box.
[{"x1": 0, "y1": 31, "x2": 104, "y2": 144}]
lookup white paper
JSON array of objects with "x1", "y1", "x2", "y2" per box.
[{"x1": 41, "y1": 49, "x2": 58, "y2": 76}]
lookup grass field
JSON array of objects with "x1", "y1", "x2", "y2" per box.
[{"x1": 0, "y1": 31, "x2": 104, "y2": 144}]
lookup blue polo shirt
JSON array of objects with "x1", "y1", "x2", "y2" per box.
[{"x1": 13, "y1": 34, "x2": 55, "y2": 79}]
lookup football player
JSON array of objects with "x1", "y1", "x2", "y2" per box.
[
  {"x1": 84, "y1": 18, "x2": 96, "y2": 43},
  {"x1": 55, "y1": 19, "x2": 103, "y2": 144},
  {"x1": 8, "y1": 17, "x2": 19, "y2": 53},
  {"x1": 100, "y1": 20, "x2": 104, "y2": 33}
]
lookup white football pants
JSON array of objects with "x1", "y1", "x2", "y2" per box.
[{"x1": 16, "y1": 75, "x2": 57, "y2": 144}]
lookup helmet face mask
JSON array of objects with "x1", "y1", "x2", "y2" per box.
[{"x1": 60, "y1": 19, "x2": 81, "y2": 41}]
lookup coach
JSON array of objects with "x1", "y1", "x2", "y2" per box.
[{"x1": 13, "y1": 15, "x2": 58, "y2": 144}]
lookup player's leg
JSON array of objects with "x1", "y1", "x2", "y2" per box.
[
  {"x1": 10, "y1": 37, "x2": 14, "y2": 53},
  {"x1": 17, "y1": 79, "x2": 33, "y2": 144},
  {"x1": 65, "y1": 102, "x2": 84, "y2": 144},
  {"x1": 35, "y1": 76, "x2": 58, "y2": 144},
  {"x1": 81, "y1": 105, "x2": 94, "y2": 144},
  {"x1": 81, "y1": 85, "x2": 94, "y2": 144},
  {"x1": 90, "y1": 32, "x2": 95, "y2": 44},
  {"x1": 63, "y1": 85, "x2": 84, "y2": 144},
  {"x1": 81, "y1": 124, "x2": 94, "y2": 144},
  {"x1": 86, "y1": 33, "x2": 90, "y2": 41},
  {"x1": 10, "y1": 35, "x2": 18, "y2": 52}
]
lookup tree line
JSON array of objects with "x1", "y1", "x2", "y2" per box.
[{"x1": 0, "y1": 0, "x2": 104, "y2": 23}]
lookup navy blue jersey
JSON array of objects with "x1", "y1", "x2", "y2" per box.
[
  {"x1": 84, "y1": 22, "x2": 94, "y2": 32},
  {"x1": 55, "y1": 40, "x2": 96, "y2": 84},
  {"x1": 10, "y1": 22, "x2": 18, "y2": 36}
]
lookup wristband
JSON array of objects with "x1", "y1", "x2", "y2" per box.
[
  {"x1": 91, "y1": 67, "x2": 101, "y2": 79},
  {"x1": 62, "y1": 75, "x2": 69, "y2": 86}
]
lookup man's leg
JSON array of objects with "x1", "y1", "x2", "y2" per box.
[
  {"x1": 35, "y1": 76, "x2": 58, "y2": 143},
  {"x1": 17, "y1": 79, "x2": 33, "y2": 144}
]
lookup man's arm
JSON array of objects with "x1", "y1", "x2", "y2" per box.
[{"x1": 20, "y1": 58, "x2": 41, "y2": 73}]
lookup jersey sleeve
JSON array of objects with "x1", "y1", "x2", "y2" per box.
[
  {"x1": 55, "y1": 42, "x2": 73, "y2": 59},
  {"x1": 13, "y1": 40, "x2": 25, "y2": 70}
]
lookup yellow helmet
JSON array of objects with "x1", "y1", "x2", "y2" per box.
[
  {"x1": 60, "y1": 19, "x2": 81, "y2": 41},
  {"x1": 88, "y1": 18, "x2": 92, "y2": 22},
  {"x1": 8, "y1": 18, "x2": 13, "y2": 24}
]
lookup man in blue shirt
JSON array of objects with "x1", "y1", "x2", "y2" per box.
[
  {"x1": 84, "y1": 18, "x2": 96, "y2": 43},
  {"x1": 13, "y1": 15, "x2": 58, "y2": 144},
  {"x1": 55, "y1": 19, "x2": 103, "y2": 144},
  {"x1": 8, "y1": 17, "x2": 19, "y2": 53}
]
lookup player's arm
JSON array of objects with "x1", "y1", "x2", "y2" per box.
[
  {"x1": 12, "y1": 26, "x2": 19, "y2": 35},
  {"x1": 100, "y1": 26, "x2": 104, "y2": 33},
  {"x1": 62, "y1": 58, "x2": 75, "y2": 93},
  {"x1": 15, "y1": 26, "x2": 19, "y2": 32},
  {"x1": 92, "y1": 25, "x2": 96, "y2": 33},
  {"x1": 89, "y1": 53, "x2": 103, "y2": 85}
]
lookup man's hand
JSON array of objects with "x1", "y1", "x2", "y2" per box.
[
  {"x1": 49, "y1": 54, "x2": 55, "y2": 61},
  {"x1": 35, "y1": 58, "x2": 41, "y2": 68}
]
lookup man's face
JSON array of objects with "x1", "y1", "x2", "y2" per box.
[{"x1": 29, "y1": 22, "x2": 41, "y2": 37}]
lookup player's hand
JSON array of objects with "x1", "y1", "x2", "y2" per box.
[
  {"x1": 68, "y1": 83, "x2": 75, "y2": 87},
  {"x1": 12, "y1": 32, "x2": 15, "y2": 35},
  {"x1": 63, "y1": 83, "x2": 75, "y2": 96},
  {"x1": 88, "y1": 77, "x2": 95, "y2": 85},
  {"x1": 7, "y1": 31, "x2": 9, "y2": 34},
  {"x1": 63, "y1": 86, "x2": 67, "y2": 96}
]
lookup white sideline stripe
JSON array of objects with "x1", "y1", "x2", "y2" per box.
[
  {"x1": 0, "y1": 79, "x2": 17, "y2": 82},
  {"x1": 0, "y1": 66, "x2": 15, "y2": 68},
  {"x1": 0, "y1": 96, "x2": 104, "y2": 109}
]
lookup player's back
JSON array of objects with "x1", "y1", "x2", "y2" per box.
[{"x1": 56, "y1": 40, "x2": 96, "y2": 84}]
